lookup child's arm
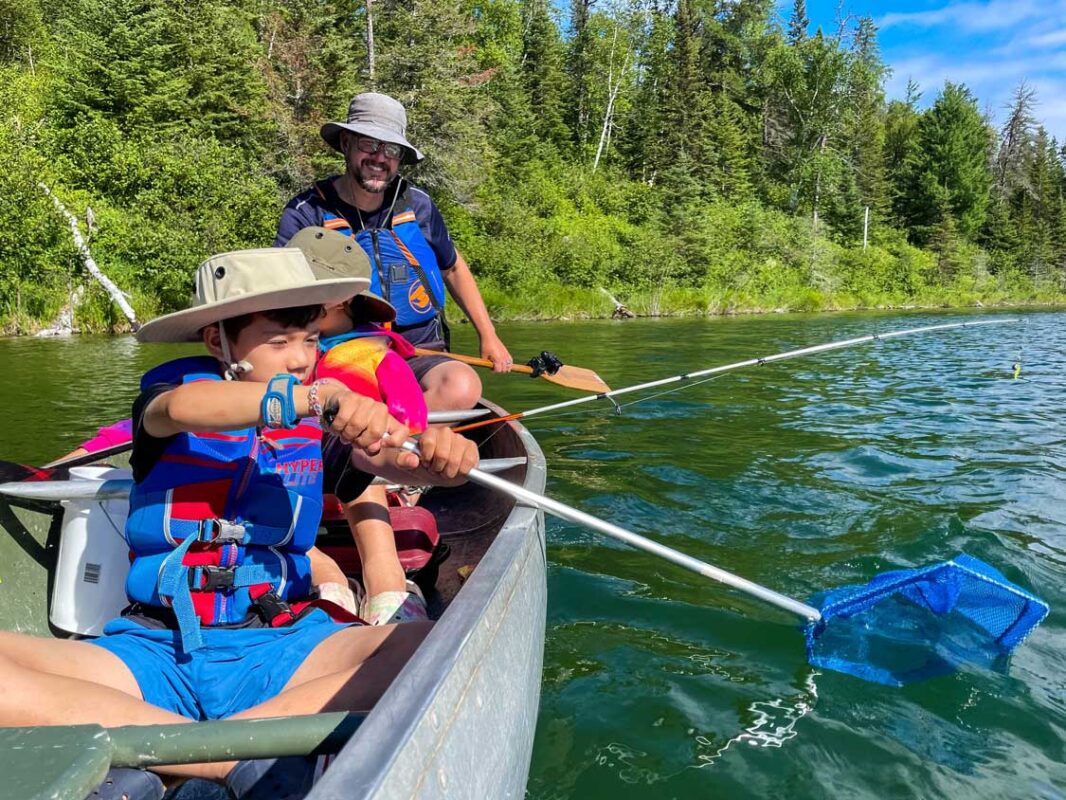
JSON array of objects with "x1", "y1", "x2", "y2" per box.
[
  {"x1": 345, "y1": 483, "x2": 406, "y2": 598},
  {"x1": 143, "y1": 380, "x2": 409, "y2": 457},
  {"x1": 349, "y1": 423, "x2": 479, "y2": 486}
]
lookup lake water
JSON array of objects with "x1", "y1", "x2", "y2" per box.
[{"x1": 1, "y1": 309, "x2": 1063, "y2": 798}]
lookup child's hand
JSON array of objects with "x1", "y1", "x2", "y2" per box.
[
  {"x1": 412, "y1": 426, "x2": 479, "y2": 479},
  {"x1": 325, "y1": 390, "x2": 409, "y2": 455}
]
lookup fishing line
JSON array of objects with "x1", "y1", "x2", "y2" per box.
[
  {"x1": 515, "y1": 372, "x2": 733, "y2": 429},
  {"x1": 465, "y1": 319, "x2": 1021, "y2": 436}
]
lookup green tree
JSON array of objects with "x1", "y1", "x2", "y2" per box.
[
  {"x1": 519, "y1": 0, "x2": 571, "y2": 153},
  {"x1": 786, "y1": 0, "x2": 808, "y2": 45},
  {"x1": 884, "y1": 81, "x2": 921, "y2": 228},
  {"x1": 900, "y1": 82, "x2": 992, "y2": 245},
  {"x1": 373, "y1": 0, "x2": 493, "y2": 204}
]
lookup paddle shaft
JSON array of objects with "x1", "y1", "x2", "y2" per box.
[
  {"x1": 401, "y1": 442, "x2": 821, "y2": 621},
  {"x1": 413, "y1": 347, "x2": 530, "y2": 373},
  {"x1": 463, "y1": 318, "x2": 1018, "y2": 428}
]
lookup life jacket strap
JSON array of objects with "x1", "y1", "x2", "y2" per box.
[{"x1": 249, "y1": 584, "x2": 364, "y2": 628}]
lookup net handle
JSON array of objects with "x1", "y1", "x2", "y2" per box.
[{"x1": 402, "y1": 442, "x2": 821, "y2": 621}]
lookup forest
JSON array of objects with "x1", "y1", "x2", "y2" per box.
[{"x1": 1, "y1": 0, "x2": 1064, "y2": 332}]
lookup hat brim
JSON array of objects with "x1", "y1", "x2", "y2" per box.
[
  {"x1": 349, "y1": 291, "x2": 396, "y2": 324},
  {"x1": 321, "y1": 122, "x2": 424, "y2": 163},
  {"x1": 136, "y1": 277, "x2": 370, "y2": 343}
]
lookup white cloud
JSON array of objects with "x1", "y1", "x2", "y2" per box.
[
  {"x1": 878, "y1": 0, "x2": 1065, "y2": 34},
  {"x1": 885, "y1": 52, "x2": 1066, "y2": 139},
  {"x1": 1026, "y1": 29, "x2": 1066, "y2": 49}
]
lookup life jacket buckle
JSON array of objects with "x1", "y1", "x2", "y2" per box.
[
  {"x1": 191, "y1": 565, "x2": 236, "y2": 591},
  {"x1": 252, "y1": 590, "x2": 295, "y2": 626},
  {"x1": 200, "y1": 519, "x2": 246, "y2": 543}
]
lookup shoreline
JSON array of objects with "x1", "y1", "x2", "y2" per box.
[{"x1": 8, "y1": 292, "x2": 1065, "y2": 338}]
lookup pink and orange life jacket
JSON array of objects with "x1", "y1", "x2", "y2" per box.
[{"x1": 316, "y1": 326, "x2": 428, "y2": 433}]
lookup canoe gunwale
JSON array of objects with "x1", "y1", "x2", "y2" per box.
[{"x1": 308, "y1": 403, "x2": 547, "y2": 799}]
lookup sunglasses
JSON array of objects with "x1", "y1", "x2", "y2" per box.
[{"x1": 355, "y1": 136, "x2": 404, "y2": 160}]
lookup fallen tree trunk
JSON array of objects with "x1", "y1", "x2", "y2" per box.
[
  {"x1": 599, "y1": 287, "x2": 635, "y2": 319},
  {"x1": 39, "y1": 183, "x2": 139, "y2": 331}
]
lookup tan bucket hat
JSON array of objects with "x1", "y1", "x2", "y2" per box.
[
  {"x1": 136, "y1": 248, "x2": 369, "y2": 343},
  {"x1": 320, "y1": 93, "x2": 424, "y2": 163},
  {"x1": 286, "y1": 227, "x2": 395, "y2": 323}
]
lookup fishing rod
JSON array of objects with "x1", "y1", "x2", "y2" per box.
[{"x1": 454, "y1": 318, "x2": 1019, "y2": 433}]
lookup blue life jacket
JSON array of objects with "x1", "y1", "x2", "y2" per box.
[
  {"x1": 124, "y1": 358, "x2": 324, "y2": 651},
  {"x1": 314, "y1": 179, "x2": 448, "y2": 329}
]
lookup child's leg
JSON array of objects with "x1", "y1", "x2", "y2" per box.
[
  {"x1": 0, "y1": 632, "x2": 237, "y2": 782},
  {"x1": 0, "y1": 630, "x2": 160, "y2": 725},
  {"x1": 228, "y1": 620, "x2": 430, "y2": 720},
  {"x1": 346, "y1": 485, "x2": 428, "y2": 625}
]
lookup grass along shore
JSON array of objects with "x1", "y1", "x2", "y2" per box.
[{"x1": 7, "y1": 277, "x2": 1064, "y2": 337}]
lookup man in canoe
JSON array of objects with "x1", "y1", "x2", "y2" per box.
[
  {"x1": 275, "y1": 91, "x2": 514, "y2": 410},
  {"x1": 0, "y1": 248, "x2": 477, "y2": 798}
]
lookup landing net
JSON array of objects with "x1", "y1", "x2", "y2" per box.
[{"x1": 804, "y1": 554, "x2": 1048, "y2": 686}]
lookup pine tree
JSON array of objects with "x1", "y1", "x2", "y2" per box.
[
  {"x1": 567, "y1": 0, "x2": 595, "y2": 154},
  {"x1": 884, "y1": 83, "x2": 921, "y2": 228},
  {"x1": 787, "y1": 0, "x2": 809, "y2": 45},
  {"x1": 900, "y1": 82, "x2": 992, "y2": 245},
  {"x1": 618, "y1": 4, "x2": 672, "y2": 184},
  {"x1": 847, "y1": 17, "x2": 887, "y2": 217},
  {"x1": 372, "y1": 0, "x2": 493, "y2": 204},
  {"x1": 995, "y1": 82, "x2": 1037, "y2": 197},
  {"x1": 655, "y1": 0, "x2": 716, "y2": 204},
  {"x1": 520, "y1": 0, "x2": 571, "y2": 153}
]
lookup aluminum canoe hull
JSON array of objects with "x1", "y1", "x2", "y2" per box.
[{"x1": 309, "y1": 409, "x2": 547, "y2": 799}]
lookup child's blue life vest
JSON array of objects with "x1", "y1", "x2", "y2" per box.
[
  {"x1": 314, "y1": 180, "x2": 447, "y2": 329},
  {"x1": 124, "y1": 357, "x2": 324, "y2": 652}
]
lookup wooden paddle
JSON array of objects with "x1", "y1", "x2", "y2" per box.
[{"x1": 413, "y1": 349, "x2": 611, "y2": 394}]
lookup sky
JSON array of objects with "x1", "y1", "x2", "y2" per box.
[{"x1": 790, "y1": 0, "x2": 1066, "y2": 141}]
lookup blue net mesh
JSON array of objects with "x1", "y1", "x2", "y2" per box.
[{"x1": 804, "y1": 554, "x2": 1049, "y2": 686}]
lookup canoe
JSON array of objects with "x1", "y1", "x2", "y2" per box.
[{"x1": 0, "y1": 400, "x2": 547, "y2": 799}]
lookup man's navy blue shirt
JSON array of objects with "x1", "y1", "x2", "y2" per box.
[{"x1": 274, "y1": 176, "x2": 457, "y2": 272}]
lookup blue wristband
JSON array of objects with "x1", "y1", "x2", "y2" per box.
[{"x1": 261, "y1": 374, "x2": 299, "y2": 429}]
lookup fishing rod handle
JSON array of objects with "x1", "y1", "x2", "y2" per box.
[{"x1": 400, "y1": 442, "x2": 821, "y2": 621}]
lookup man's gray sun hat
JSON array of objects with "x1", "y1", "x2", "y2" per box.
[
  {"x1": 321, "y1": 93, "x2": 424, "y2": 164},
  {"x1": 136, "y1": 249, "x2": 369, "y2": 343}
]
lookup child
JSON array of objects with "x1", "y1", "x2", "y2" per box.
[
  {"x1": 0, "y1": 248, "x2": 477, "y2": 797},
  {"x1": 289, "y1": 226, "x2": 433, "y2": 625}
]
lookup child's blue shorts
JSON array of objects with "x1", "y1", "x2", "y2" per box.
[{"x1": 89, "y1": 610, "x2": 352, "y2": 720}]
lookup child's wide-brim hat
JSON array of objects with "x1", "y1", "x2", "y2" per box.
[
  {"x1": 136, "y1": 248, "x2": 369, "y2": 343},
  {"x1": 286, "y1": 227, "x2": 396, "y2": 323}
]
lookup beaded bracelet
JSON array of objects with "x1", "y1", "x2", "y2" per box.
[{"x1": 306, "y1": 379, "x2": 330, "y2": 419}]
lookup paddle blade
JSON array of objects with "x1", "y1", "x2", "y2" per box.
[
  {"x1": 0, "y1": 461, "x2": 58, "y2": 484},
  {"x1": 539, "y1": 365, "x2": 611, "y2": 394},
  {"x1": 805, "y1": 554, "x2": 1048, "y2": 686}
]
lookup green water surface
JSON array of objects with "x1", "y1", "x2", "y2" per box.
[{"x1": 1, "y1": 310, "x2": 1062, "y2": 799}]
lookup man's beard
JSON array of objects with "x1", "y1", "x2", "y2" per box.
[{"x1": 354, "y1": 163, "x2": 395, "y2": 193}]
